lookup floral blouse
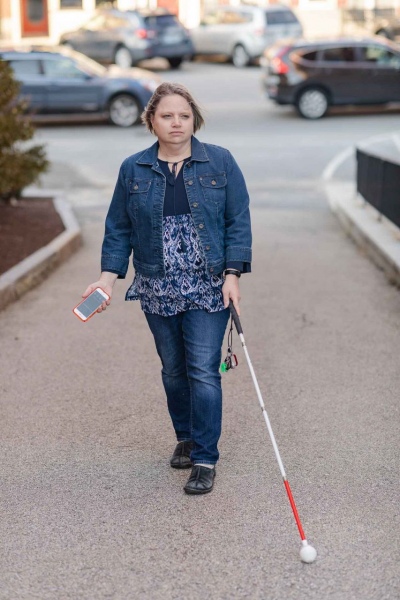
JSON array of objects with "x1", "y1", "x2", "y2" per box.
[
  {"x1": 126, "y1": 214, "x2": 225, "y2": 316},
  {"x1": 126, "y1": 158, "x2": 225, "y2": 316}
]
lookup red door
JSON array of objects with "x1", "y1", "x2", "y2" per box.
[
  {"x1": 20, "y1": 0, "x2": 49, "y2": 36},
  {"x1": 157, "y1": 0, "x2": 179, "y2": 15}
]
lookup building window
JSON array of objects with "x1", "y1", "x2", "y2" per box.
[
  {"x1": 60, "y1": 0, "x2": 83, "y2": 8},
  {"x1": 27, "y1": 0, "x2": 44, "y2": 21}
]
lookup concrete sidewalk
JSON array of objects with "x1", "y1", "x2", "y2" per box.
[
  {"x1": 325, "y1": 133, "x2": 400, "y2": 288},
  {"x1": 0, "y1": 145, "x2": 399, "y2": 599}
]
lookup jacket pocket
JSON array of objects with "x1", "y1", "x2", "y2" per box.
[
  {"x1": 129, "y1": 179, "x2": 152, "y2": 203},
  {"x1": 199, "y1": 173, "x2": 227, "y2": 204}
]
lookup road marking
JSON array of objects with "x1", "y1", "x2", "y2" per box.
[
  {"x1": 321, "y1": 146, "x2": 354, "y2": 182},
  {"x1": 322, "y1": 131, "x2": 400, "y2": 181}
]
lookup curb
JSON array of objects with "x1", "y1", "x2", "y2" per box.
[
  {"x1": 0, "y1": 194, "x2": 82, "y2": 312},
  {"x1": 326, "y1": 180, "x2": 400, "y2": 287}
]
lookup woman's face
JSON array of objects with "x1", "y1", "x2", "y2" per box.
[{"x1": 151, "y1": 94, "x2": 194, "y2": 147}]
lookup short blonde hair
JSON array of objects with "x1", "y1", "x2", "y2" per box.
[{"x1": 141, "y1": 82, "x2": 205, "y2": 134}]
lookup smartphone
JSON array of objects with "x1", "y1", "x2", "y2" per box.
[{"x1": 73, "y1": 287, "x2": 110, "y2": 322}]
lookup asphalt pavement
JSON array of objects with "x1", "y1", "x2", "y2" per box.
[{"x1": 1, "y1": 68, "x2": 400, "y2": 599}]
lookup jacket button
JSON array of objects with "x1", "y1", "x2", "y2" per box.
[
  {"x1": 211, "y1": 180, "x2": 216, "y2": 185},
  {"x1": 199, "y1": 223, "x2": 204, "y2": 229},
  {"x1": 188, "y1": 180, "x2": 193, "y2": 185},
  {"x1": 206, "y1": 245, "x2": 210, "y2": 250},
  {"x1": 210, "y1": 268, "x2": 214, "y2": 273},
  {"x1": 192, "y1": 202, "x2": 198, "y2": 208},
  {"x1": 133, "y1": 185, "x2": 138, "y2": 190},
  {"x1": 187, "y1": 163, "x2": 192, "y2": 168}
]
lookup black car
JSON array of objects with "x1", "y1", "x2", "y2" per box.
[
  {"x1": 262, "y1": 37, "x2": 400, "y2": 119},
  {"x1": 1, "y1": 47, "x2": 161, "y2": 127},
  {"x1": 60, "y1": 8, "x2": 194, "y2": 69}
]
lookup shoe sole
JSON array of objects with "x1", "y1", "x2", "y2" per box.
[
  {"x1": 170, "y1": 462, "x2": 193, "y2": 469},
  {"x1": 184, "y1": 485, "x2": 214, "y2": 495}
]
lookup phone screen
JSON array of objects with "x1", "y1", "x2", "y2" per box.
[{"x1": 76, "y1": 289, "x2": 107, "y2": 318}]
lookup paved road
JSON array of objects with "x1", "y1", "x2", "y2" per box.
[{"x1": 1, "y1": 62, "x2": 399, "y2": 599}]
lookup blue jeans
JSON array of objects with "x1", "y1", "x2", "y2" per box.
[{"x1": 145, "y1": 308, "x2": 230, "y2": 465}]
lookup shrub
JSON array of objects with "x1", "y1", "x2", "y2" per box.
[{"x1": 0, "y1": 60, "x2": 48, "y2": 202}]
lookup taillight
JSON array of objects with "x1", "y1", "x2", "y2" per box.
[
  {"x1": 271, "y1": 56, "x2": 289, "y2": 74},
  {"x1": 135, "y1": 29, "x2": 148, "y2": 39}
]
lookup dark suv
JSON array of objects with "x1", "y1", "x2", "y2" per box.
[
  {"x1": 60, "y1": 8, "x2": 194, "y2": 69},
  {"x1": 262, "y1": 37, "x2": 400, "y2": 119}
]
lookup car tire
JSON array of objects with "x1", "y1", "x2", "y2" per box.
[
  {"x1": 232, "y1": 44, "x2": 250, "y2": 68},
  {"x1": 296, "y1": 87, "x2": 329, "y2": 120},
  {"x1": 108, "y1": 94, "x2": 141, "y2": 127},
  {"x1": 114, "y1": 46, "x2": 133, "y2": 69},
  {"x1": 168, "y1": 57, "x2": 183, "y2": 69}
]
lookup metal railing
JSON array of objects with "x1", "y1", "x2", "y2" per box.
[{"x1": 356, "y1": 148, "x2": 400, "y2": 228}]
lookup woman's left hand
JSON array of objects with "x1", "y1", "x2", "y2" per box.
[{"x1": 222, "y1": 274, "x2": 241, "y2": 316}]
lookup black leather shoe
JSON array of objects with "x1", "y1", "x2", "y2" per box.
[
  {"x1": 170, "y1": 441, "x2": 193, "y2": 469},
  {"x1": 184, "y1": 465, "x2": 215, "y2": 495}
]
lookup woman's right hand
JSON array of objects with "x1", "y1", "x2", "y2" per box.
[{"x1": 82, "y1": 272, "x2": 118, "y2": 313}]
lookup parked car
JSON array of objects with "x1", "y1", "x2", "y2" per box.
[
  {"x1": 0, "y1": 47, "x2": 161, "y2": 127},
  {"x1": 60, "y1": 8, "x2": 194, "y2": 69},
  {"x1": 261, "y1": 37, "x2": 400, "y2": 119},
  {"x1": 190, "y1": 4, "x2": 302, "y2": 67}
]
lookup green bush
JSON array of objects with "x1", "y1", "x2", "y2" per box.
[{"x1": 0, "y1": 60, "x2": 48, "y2": 201}]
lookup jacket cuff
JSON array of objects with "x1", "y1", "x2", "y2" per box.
[
  {"x1": 226, "y1": 246, "x2": 252, "y2": 264},
  {"x1": 226, "y1": 261, "x2": 251, "y2": 274},
  {"x1": 101, "y1": 254, "x2": 129, "y2": 279}
]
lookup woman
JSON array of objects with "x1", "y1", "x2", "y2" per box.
[{"x1": 82, "y1": 82, "x2": 252, "y2": 495}]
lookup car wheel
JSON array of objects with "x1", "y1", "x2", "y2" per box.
[
  {"x1": 168, "y1": 57, "x2": 183, "y2": 69},
  {"x1": 108, "y1": 94, "x2": 141, "y2": 127},
  {"x1": 114, "y1": 46, "x2": 133, "y2": 69},
  {"x1": 232, "y1": 44, "x2": 250, "y2": 68},
  {"x1": 296, "y1": 87, "x2": 329, "y2": 119}
]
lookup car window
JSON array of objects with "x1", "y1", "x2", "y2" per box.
[
  {"x1": 201, "y1": 11, "x2": 219, "y2": 26},
  {"x1": 321, "y1": 47, "x2": 355, "y2": 62},
  {"x1": 220, "y1": 10, "x2": 253, "y2": 25},
  {"x1": 124, "y1": 13, "x2": 141, "y2": 28},
  {"x1": 68, "y1": 52, "x2": 106, "y2": 77},
  {"x1": 7, "y1": 59, "x2": 42, "y2": 76},
  {"x1": 83, "y1": 14, "x2": 106, "y2": 31},
  {"x1": 144, "y1": 15, "x2": 180, "y2": 29},
  {"x1": 358, "y1": 45, "x2": 400, "y2": 67},
  {"x1": 266, "y1": 10, "x2": 298, "y2": 25},
  {"x1": 301, "y1": 50, "x2": 318, "y2": 61},
  {"x1": 104, "y1": 15, "x2": 130, "y2": 29},
  {"x1": 42, "y1": 58, "x2": 87, "y2": 79}
]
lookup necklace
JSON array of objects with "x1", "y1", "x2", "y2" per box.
[{"x1": 159, "y1": 156, "x2": 190, "y2": 179}]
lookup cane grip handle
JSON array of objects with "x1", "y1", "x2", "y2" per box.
[{"x1": 229, "y1": 300, "x2": 243, "y2": 335}]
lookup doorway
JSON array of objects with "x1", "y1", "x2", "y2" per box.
[{"x1": 20, "y1": 0, "x2": 49, "y2": 36}]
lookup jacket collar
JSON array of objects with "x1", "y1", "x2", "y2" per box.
[{"x1": 136, "y1": 136, "x2": 209, "y2": 166}]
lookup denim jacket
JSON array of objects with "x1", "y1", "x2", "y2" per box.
[{"x1": 101, "y1": 136, "x2": 252, "y2": 278}]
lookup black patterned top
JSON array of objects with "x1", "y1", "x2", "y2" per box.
[
  {"x1": 126, "y1": 214, "x2": 225, "y2": 315},
  {"x1": 126, "y1": 158, "x2": 225, "y2": 316}
]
